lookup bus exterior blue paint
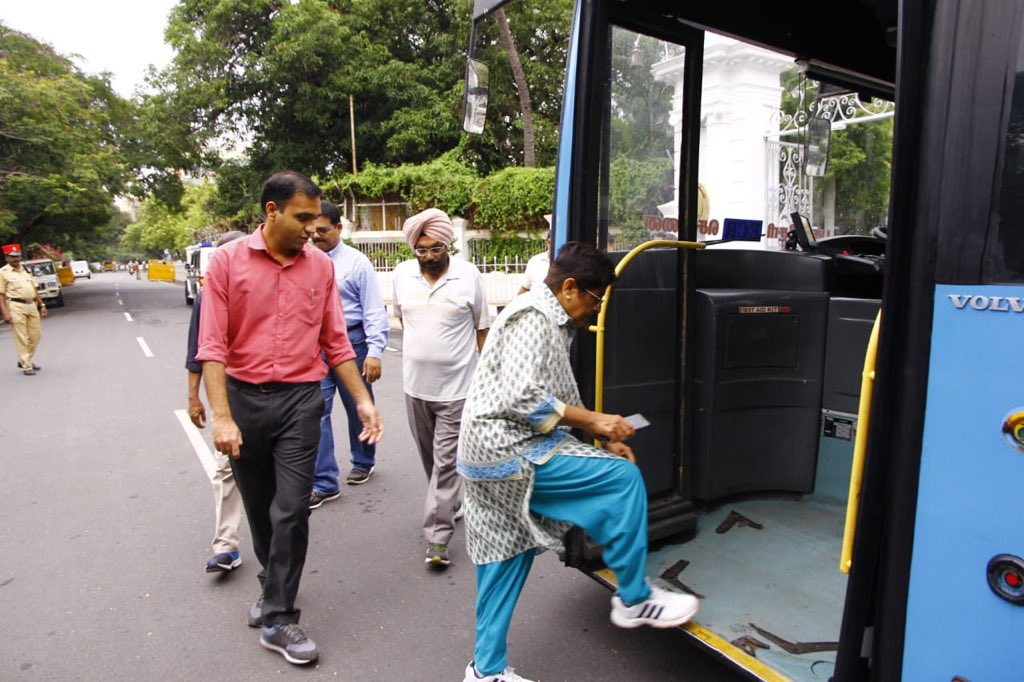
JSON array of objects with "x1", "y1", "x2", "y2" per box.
[
  {"x1": 903, "y1": 284, "x2": 1024, "y2": 680},
  {"x1": 550, "y1": 0, "x2": 582, "y2": 252}
]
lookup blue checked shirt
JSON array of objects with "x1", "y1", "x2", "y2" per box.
[{"x1": 325, "y1": 240, "x2": 389, "y2": 359}]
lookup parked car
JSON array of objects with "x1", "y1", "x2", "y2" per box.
[
  {"x1": 70, "y1": 260, "x2": 91, "y2": 279},
  {"x1": 184, "y1": 244, "x2": 216, "y2": 305},
  {"x1": 23, "y1": 259, "x2": 64, "y2": 307}
]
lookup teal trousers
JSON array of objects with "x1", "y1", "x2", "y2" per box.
[{"x1": 473, "y1": 454, "x2": 650, "y2": 675}]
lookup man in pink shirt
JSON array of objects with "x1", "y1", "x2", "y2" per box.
[{"x1": 197, "y1": 171, "x2": 383, "y2": 665}]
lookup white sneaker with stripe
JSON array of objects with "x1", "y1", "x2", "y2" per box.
[
  {"x1": 463, "y1": 661, "x2": 534, "y2": 682},
  {"x1": 610, "y1": 584, "x2": 700, "y2": 629}
]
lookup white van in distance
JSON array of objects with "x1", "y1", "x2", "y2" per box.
[
  {"x1": 70, "y1": 260, "x2": 91, "y2": 279},
  {"x1": 184, "y1": 243, "x2": 216, "y2": 305}
]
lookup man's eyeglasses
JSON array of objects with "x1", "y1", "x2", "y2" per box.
[
  {"x1": 586, "y1": 289, "x2": 605, "y2": 306},
  {"x1": 314, "y1": 225, "x2": 335, "y2": 235},
  {"x1": 414, "y1": 244, "x2": 447, "y2": 257}
]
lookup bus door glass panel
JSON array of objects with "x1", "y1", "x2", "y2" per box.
[
  {"x1": 600, "y1": 27, "x2": 685, "y2": 496},
  {"x1": 602, "y1": 27, "x2": 681, "y2": 253}
]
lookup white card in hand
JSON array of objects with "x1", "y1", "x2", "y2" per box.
[{"x1": 624, "y1": 413, "x2": 650, "y2": 429}]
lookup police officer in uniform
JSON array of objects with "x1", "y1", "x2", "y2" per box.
[{"x1": 0, "y1": 244, "x2": 47, "y2": 375}]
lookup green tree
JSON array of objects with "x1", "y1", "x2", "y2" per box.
[
  {"x1": 465, "y1": 0, "x2": 573, "y2": 174},
  {"x1": 147, "y1": 0, "x2": 473, "y2": 192},
  {"x1": 121, "y1": 180, "x2": 219, "y2": 254},
  {"x1": 0, "y1": 25, "x2": 134, "y2": 244},
  {"x1": 141, "y1": 0, "x2": 576, "y2": 195},
  {"x1": 828, "y1": 119, "x2": 892, "y2": 234},
  {"x1": 608, "y1": 156, "x2": 674, "y2": 233},
  {"x1": 779, "y1": 68, "x2": 892, "y2": 234}
]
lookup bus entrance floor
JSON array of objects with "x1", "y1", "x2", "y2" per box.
[{"x1": 643, "y1": 496, "x2": 848, "y2": 681}]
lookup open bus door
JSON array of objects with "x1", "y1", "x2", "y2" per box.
[{"x1": 466, "y1": 1, "x2": 1024, "y2": 680}]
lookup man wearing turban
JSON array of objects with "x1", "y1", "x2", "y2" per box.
[{"x1": 393, "y1": 208, "x2": 491, "y2": 568}]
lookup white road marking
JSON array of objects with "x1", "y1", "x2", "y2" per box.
[
  {"x1": 136, "y1": 337, "x2": 154, "y2": 357},
  {"x1": 173, "y1": 409, "x2": 217, "y2": 480},
  {"x1": 124, "y1": 312, "x2": 133, "y2": 322},
  {"x1": 118, "y1": 299, "x2": 123, "y2": 306}
]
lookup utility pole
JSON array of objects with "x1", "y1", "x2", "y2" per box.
[{"x1": 349, "y1": 94, "x2": 358, "y2": 175}]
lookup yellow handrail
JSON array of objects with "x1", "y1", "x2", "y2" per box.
[
  {"x1": 840, "y1": 310, "x2": 882, "y2": 574},
  {"x1": 588, "y1": 240, "x2": 706, "y2": 414}
]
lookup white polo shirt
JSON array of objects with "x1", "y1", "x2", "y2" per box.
[
  {"x1": 519, "y1": 251, "x2": 550, "y2": 291},
  {"x1": 393, "y1": 256, "x2": 491, "y2": 401}
]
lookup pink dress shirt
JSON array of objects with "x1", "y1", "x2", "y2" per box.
[{"x1": 196, "y1": 226, "x2": 355, "y2": 383}]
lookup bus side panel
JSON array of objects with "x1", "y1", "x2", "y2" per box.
[{"x1": 902, "y1": 284, "x2": 1024, "y2": 680}]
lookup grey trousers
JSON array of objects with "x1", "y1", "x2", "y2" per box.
[{"x1": 405, "y1": 394, "x2": 464, "y2": 545}]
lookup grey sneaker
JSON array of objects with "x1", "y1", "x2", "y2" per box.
[
  {"x1": 463, "y1": 661, "x2": 534, "y2": 682},
  {"x1": 425, "y1": 543, "x2": 451, "y2": 568},
  {"x1": 345, "y1": 466, "x2": 374, "y2": 485},
  {"x1": 308, "y1": 489, "x2": 341, "y2": 510},
  {"x1": 247, "y1": 593, "x2": 264, "y2": 628},
  {"x1": 259, "y1": 623, "x2": 319, "y2": 665}
]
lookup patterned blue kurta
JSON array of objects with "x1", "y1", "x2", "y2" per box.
[{"x1": 457, "y1": 285, "x2": 619, "y2": 565}]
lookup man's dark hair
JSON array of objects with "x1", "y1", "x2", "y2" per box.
[
  {"x1": 260, "y1": 171, "x2": 322, "y2": 215},
  {"x1": 544, "y1": 241, "x2": 617, "y2": 292},
  {"x1": 320, "y1": 200, "x2": 342, "y2": 225}
]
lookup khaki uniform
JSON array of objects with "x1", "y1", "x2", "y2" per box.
[{"x1": 0, "y1": 264, "x2": 42, "y2": 369}]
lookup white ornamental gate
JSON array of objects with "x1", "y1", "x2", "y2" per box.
[{"x1": 765, "y1": 87, "x2": 895, "y2": 240}]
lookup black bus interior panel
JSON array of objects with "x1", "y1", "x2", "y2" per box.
[{"x1": 690, "y1": 249, "x2": 831, "y2": 501}]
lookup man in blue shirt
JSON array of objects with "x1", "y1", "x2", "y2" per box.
[{"x1": 309, "y1": 200, "x2": 390, "y2": 508}]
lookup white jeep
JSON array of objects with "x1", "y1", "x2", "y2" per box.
[{"x1": 23, "y1": 259, "x2": 64, "y2": 307}]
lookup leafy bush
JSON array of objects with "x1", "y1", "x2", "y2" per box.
[
  {"x1": 326, "y1": 153, "x2": 478, "y2": 217},
  {"x1": 471, "y1": 167, "x2": 555, "y2": 235},
  {"x1": 608, "y1": 156, "x2": 674, "y2": 233}
]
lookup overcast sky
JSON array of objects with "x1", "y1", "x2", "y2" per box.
[{"x1": 0, "y1": 0, "x2": 179, "y2": 97}]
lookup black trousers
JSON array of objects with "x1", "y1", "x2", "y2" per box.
[{"x1": 227, "y1": 378, "x2": 323, "y2": 626}]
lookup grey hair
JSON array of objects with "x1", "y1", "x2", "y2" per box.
[{"x1": 215, "y1": 230, "x2": 247, "y2": 247}]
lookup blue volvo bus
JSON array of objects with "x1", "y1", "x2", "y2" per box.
[{"x1": 465, "y1": 1, "x2": 1024, "y2": 680}]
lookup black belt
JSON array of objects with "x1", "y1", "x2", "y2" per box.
[
  {"x1": 347, "y1": 322, "x2": 363, "y2": 331},
  {"x1": 7, "y1": 297, "x2": 33, "y2": 304},
  {"x1": 227, "y1": 376, "x2": 318, "y2": 393}
]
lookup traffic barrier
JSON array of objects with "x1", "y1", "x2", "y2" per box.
[
  {"x1": 148, "y1": 261, "x2": 176, "y2": 282},
  {"x1": 57, "y1": 266, "x2": 75, "y2": 286}
]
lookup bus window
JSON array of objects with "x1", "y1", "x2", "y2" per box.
[
  {"x1": 600, "y1": 27, "x2": 895, "y2": 255},
  {"x1": 601, "y1": 28, "x2": 682, "y2": 252}
]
